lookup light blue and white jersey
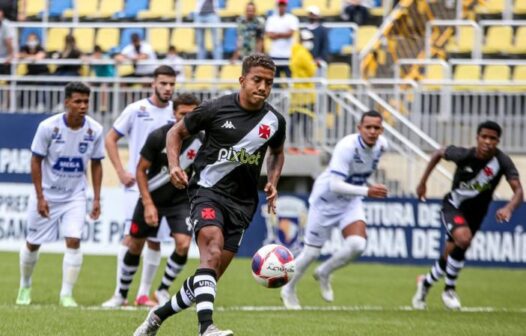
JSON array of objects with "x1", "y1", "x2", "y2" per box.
[
  {"x1": 31, "y1": 113, "x2": 105, "y2": 202},
  {"x1": 112, "y1": 98, "x2": 174, "y2": 179},
  {"x1": 309, "y1": 133, "x2": 388, "y2": 213}
]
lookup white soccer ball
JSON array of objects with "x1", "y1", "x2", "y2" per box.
[{"x1": 251, "y1": 244, "x2": 295, "y2": 288}]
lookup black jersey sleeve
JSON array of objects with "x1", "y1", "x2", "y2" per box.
[
  {"x1": 444, "y1": 145, "x2": 470, "y2": 163},
  {"x1": 184, "y1": 101, "x2": 215, "y2": 135},
  {"x1": 140, "y1": 127, "x2": 165, "y2": 163},
  {"x1": 499, "y1": 152, "x2": 520, "y2": 181},
  {"x1": 268, "y1": 113, "x2": 286, "y2": 149}
]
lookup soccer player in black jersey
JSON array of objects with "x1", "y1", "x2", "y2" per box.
[
  {"x1": 412, "y1": 121, "x2": 523, "y2": 310},
  {"x1": 134, "y1": 54, "x2": 286, "y2": 336},
  {"x1": 110, "y1": 94, "x2": 202, "y2": 308}
]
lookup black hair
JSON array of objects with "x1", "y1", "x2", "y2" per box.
[
  {"x1": 173, "y1": 93, "x2": 200, "y2": 111},
  {"x1": 153, "y1": 65, "x2": 176, "y2": 78},
  {"x1": 65, "y1": 82, "x2": 90, "y2": 98},
  {"x1": 477, "y1": 120, "x2": 502, "y2": 137},
  {"x1": 93, "y1": 45, "x2": 102, "y2": 53},
  {"x1": 360, "y1": 110, "x2": 383, "y2": 123},
  {"x1": 168, "y1": 45, "x2": 176, "y2": 52},
  {"x1": 242, "y1": 53, "x2": 276, "y2": 75}
]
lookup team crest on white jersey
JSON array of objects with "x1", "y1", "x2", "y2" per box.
[
  {"x1": 78, "y1": 142, "x2": 88, "y2": 154},
  {"x1": 221, "y1": 120, "x2": 236, "y2": 129}
]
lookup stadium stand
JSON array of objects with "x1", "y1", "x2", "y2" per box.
[
  {"x1": 46, "y1": 27, "x2": 69, "y2": 52},
  {"x1": 148, "y1": 28, "x2": 170, "y2": 54},
  {"x1": 62, "y1": 1, "x2": 98, "y2": 19},
  {"x1": 48, "y1": 0, "x2": 72, "y2": 18},
  {"x1": 118, "y1": 28, "x2": 145, "y2": 51},
  {"x1": 137, "y1": 0, "x2": 176, "y2": 20},
  {"x1": 72, "y1": 28, "x2": 95, "y2": 53},
  {"x1": 98, "y1": 0, "x2": 125, "y2": 19},
  {"x1": 482, "y1": 25, "x2": 513, "y2": 54},
  {"x1": 95, "y1": 27, "x2": 120, "y2": 52}
]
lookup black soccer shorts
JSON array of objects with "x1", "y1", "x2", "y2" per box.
[
  {"x1": 440, "y1": 201, "x2": 485, "y2": 241},
  {"x1": 130, "y1": 201, "x2": 192, "y2": 239}
]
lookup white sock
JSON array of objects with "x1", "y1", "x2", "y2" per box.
[
  {"x1": 137, "y1": 245, "x2": 161, "y2": 297},
  {"x1": 114, "y1": 244, "x2": 128, "y2": 296},
  {"x1": 284, "y1": 245, "x2": 321, "y2": 291},
  {"x1": 20, "y1": 244, "x2": 39, "y2": 288},
  {"x1": 317, "y1": 236, "x2": 367, "y2": 275},
  {"x1": 60, "y1": 248, "x2": 83, "y2": 297}
]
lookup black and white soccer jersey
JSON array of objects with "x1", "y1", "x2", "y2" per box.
[
  {"x1": 444, "y1": 145, "x2": 519, "y2": 211},
  {"x1": 184, "y1": 93, "x2": 286, "y2": 216},
  {"x1": 140, "y1": 123, "x2": 202, "y2": 207}
]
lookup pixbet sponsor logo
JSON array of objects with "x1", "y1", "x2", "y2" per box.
[{"x1": 217, "y1": 147, "x2": 261, "y2": 165}]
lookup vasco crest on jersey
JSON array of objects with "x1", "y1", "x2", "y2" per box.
[{"x1": 78, "y1": 142, "x2": 88, "y2": 154}]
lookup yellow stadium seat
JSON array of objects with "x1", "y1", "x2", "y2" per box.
[
  {"x1": 343, "y1": 26, "x2": 377, "y2": 54},
  {"x1": 205, "y1": 28, "x2": 223, "y2": 52},
  {"x1": 324, "y1": 0, "x2": 342, "y2": 17},
  {"x1": 95, "y1": 28, "x2": 120, "y2": 52},
  {"x1": 327, "y1": 62, "x2": 351, "y2": 90},
  {"x1": 24, "y1": 0, "x2": 45, "y2": 17},
  {"x1": 117, "y1": 64, "x2": 135, "y2": 77},
  {"x1": 445, "y1": 26, "x2": 475, "y2": 54},
  {"x1": 73, "y1": 28, "x2": 95, "y2": 53},
  {"x1": 453, "y1": 64, "x2": 481, "y2": 91},
  {"x1": 63, "y1": 1, "x2": 98, "y2": 18},
  {"x1": 187, "y1": 65, "x2": 217, "y2": 90},
  {"x1": 510, "y1": 65, "x2": 526, "y2": 91},
  {"x1": 475, "y1": 0, "x2": 505, "y2": 15},
  {"x1": 149, "y1": 28, "x2": 170, "y2": 54},
  {"x1": 138, "y1": 0, "x2": 176, "y2": 19},
  {"x1": 219, "y1": 0, "x2": 250, "y2": 18},
  {"x1": 17, "y1": 64, "x2": 28, "y2": 76},
  {"x1": 98, "y1": 0, "x2": 124, "y2": 18},
  {"x1": 178, "y1": 0, "x2": 197, "y2": 17},
  {"x1": 482, "y1": 26, "x2": 513, "y2": 54},
  {"x1": 254, "y1": 0, "x2": 275, "y2": 16},
  {"x1": 218, "y1": 64, "x2": 242, "y2": 89},
  {"x1": 510, "y1": 26, "x2": 526, "y2": 54},
  {"x1": 171, "y1": 28, "x2": 196, "y2": 54},
  {"x1": 514, "y1": 0, "x2": 526, "y2": 15},
  {"x1": 47, "y1": 28, "x2": 70, "y2": 52},
  {"x1": 292, "y1": 0, "x2": 327, "y2": 17},
  {"x1": 177, "y1": 65, "x2": 193, "y2": 89},
  {"x1": 422, "y1": 64, "x2": 446, "y2": 91},
  {"x1": 482, "y1": 64, "x2": 510, "y2": 91}
]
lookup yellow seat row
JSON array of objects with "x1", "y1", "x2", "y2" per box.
[
  {"x1": 475, "y1": 0, "x2": 526, "y2": 16},
  {"x1": 446, "y1": 25, "x2": 526, "y2": 55}
]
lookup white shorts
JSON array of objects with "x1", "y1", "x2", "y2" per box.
[
  {"x1": 26, "y1": 196, "x2": 86, "y2": 245},
  {"x1": 123, "y1": 187, "x2": 171, "y2": 243},
  {"x1": 304, "y1": 197, "x2": 366, "y2": 247}
]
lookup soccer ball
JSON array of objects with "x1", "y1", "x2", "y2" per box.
[{"x1": 251, "y1": 244, "x2": 295, "y2": 288}]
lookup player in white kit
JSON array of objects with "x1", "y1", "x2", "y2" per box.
[
  {"x1": 281, "y1": 110, "x2": 389, "y2": 309},
  {"x1": 102, "y1": 65, "x2": 176, "y2": 307},
  {"x1": 16, "y1": 82, "x2": 104, "y2": 307}
]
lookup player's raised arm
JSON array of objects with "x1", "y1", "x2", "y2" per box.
[
  {"x1": 166, "y1": 120, "x2": 190, "y2": 189},
  {"x1": 89, "y1": 160, "x2": 103, "y2": 220},
  {"x1": 265, "y1": 143, "x2": 285, "y2": 214},
  {"x1": 416, "y1": 147, "x2": 446, "y2": 201},
  {"x1": 30, "y1": 154, "x2": 48, "y2": 218},
  {"x1": 105, "y1": 128, "x2": 135, "y2": 188}
]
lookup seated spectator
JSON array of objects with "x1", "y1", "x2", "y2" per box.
[
  {"x1": 231, "y1": 1, "x2": 265, "y2": 62},
  {"x1": 54, "y1": 34, "x2": 82, "y2": 76},
  {"x1": 164, "y1": 45, "x2": 185, "y2": 82},
  {"x1": 342, "y1": 0, "x2": 371, "y2": 26},
  {"x1": 19, "y1": 32, "x2": 49, "y2": 76},
  {"x1": 114, "y1": 33, "x2": 157, "y2": 77}
]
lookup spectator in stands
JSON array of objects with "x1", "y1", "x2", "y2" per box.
[
  {"x1": 265, "y1": 0, "x2": 299, "y2": 83},
  {"x1": 231, "y1": 1, "x2": 265, "y2": 62},
  {"x1": 54, "y1": 34, "x2": 82, "y2": 76},
  {"x1": 0, "y1": 0, "x2": 19, "y2": 21},
  {"x1": 164, "y1": 46, "x2": 185, "y2": 82},
  {"x1": 305, "y1": 5, "x2": 329, "y2": 68},
  {"x1": 19, "y1": 33, "x2": 49, "y2": 76},
  {"x1": 86, "y1": 45, "x2": 114, "y2": 112},
  {"x1": 115, "y1": 33, "x2": 157, "y2": 77},
  {"x1": 0, "y1": 7, "x2": 14, "y2": 75},
  {"x1": 194, "y1": 0, "x2": 222, "y2": 60},
  {"x1": 289, "y1": 29, "x2": 317, "y2": 154},
  {"x1": 342, "y1": 0, "x2": 371, "y2": 26}
]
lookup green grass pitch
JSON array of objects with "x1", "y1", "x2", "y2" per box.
[{"x1": 0, "y1": 252, "x2": 525, "y2": 335}]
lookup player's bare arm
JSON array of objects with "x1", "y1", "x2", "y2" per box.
[
  {"x1": 367, "y1": 184, "x2": 388, "y2": 198},
  {"x1": 105, "y1": 128, "x2": 135, "y2": 188},
  {"x1": 496, "y1": 178, "x2": 524, "y2": 223},
  {"x1": 166, "y1": 120, "x2": 190, "y2": 189},
  {"x1": 31, "y1": 154, "x2": 49, "y2": 218},
  {"x1": 265, "y1": 144, "x2": 285, "y2": 214},
  {"x1": 416, "y1": 148, "x2": 446, "y2": 201},
  {"x1": 136, "y1": 157, "x2": 158, "y2": 227},
  {"x1": 90, "y1": 160, "x2": 103, "y2": 220}
]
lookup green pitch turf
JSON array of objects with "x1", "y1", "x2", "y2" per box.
[{"x1": 0, "y1": 252, "x2": 524, "y2": 335}]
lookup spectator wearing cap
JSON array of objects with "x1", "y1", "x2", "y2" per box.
[
  {"x1": 265, "y1": 0, "x2": 299, "y2": 83},
  {"x1": 305, "y1": 5, "x2": 329, "y2": 67},
  {"x1": 342, "y1": 0, "x2": 371, "y2": 26},
  {"x1": 231, "y1": 1, "x2": 265, "y2": 62},
  {"x1": 194, "y1": 0, "x2": 222, "y2": 60},
  {"x1": 115, "y1": 33, "x2": 157, "y2": 77}
]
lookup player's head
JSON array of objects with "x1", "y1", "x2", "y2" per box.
[
  {"x1": 64, "y1": 82, "x2": 90, "y2": 119},
  {"x1": 152, "y1": 65, "x2": 176, "y2": 104},
  {"x1": 357, "y1": 110, "x2": 383, "y2": 146},
  {"x1": 239, "y1": 53, "x2": 276, "y2": 110},
  {"x1": 476, "y1": 120, "x2": 501, "y2": 158},
  {"x1": 173, "y1": 93, "x2": 200, "y2": 121}
]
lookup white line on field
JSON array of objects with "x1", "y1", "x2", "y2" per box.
[{"x1": 7, "y1": 304, "x2": 526, "y2": 313}]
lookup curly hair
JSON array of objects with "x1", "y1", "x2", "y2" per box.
[
  {"x1": 65, "y1": 82, "x2": 90, "y2": 98},
  {"x1": 241, "y1": 53, "x2": 276, "y2": 75}
]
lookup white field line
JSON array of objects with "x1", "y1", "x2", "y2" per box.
[{"x1": 6, "y1": 304, "x2": 526, "y2": 313}]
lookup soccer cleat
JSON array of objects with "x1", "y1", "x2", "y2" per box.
[
  {"x1": 135, "y1": 295, "x2": 157, "y2": 307},
  {"x1": 412, "y1": 275, "x2": 429, "y2": 310},
  {"x1": 153, "y1": 289, "x2": 171, "y2": 306},
  {"x1": 199, "y1": 324, "x2": 234, "y2": 336},
  {"x1": 133, "y1": 310, "x2": 162, "y2": 336},
  {"x1": 280, "y1": 286, "x2": 301, "y2": 310},
  {"x1": 16, "y1": 287, "x2": 31, "y2": 305},
  {"x1": 101, "y1": 294, "x2": 128, "y2": 308},
  {"x1": 60, "y1": 296, "x2": 78, "y2": 308},
  {"x1": 313, "y1": 268, "x2": 334, "y2": 302},
  {"x1": 442, "y1": 289, "x2": 461, "y2": 310}
]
